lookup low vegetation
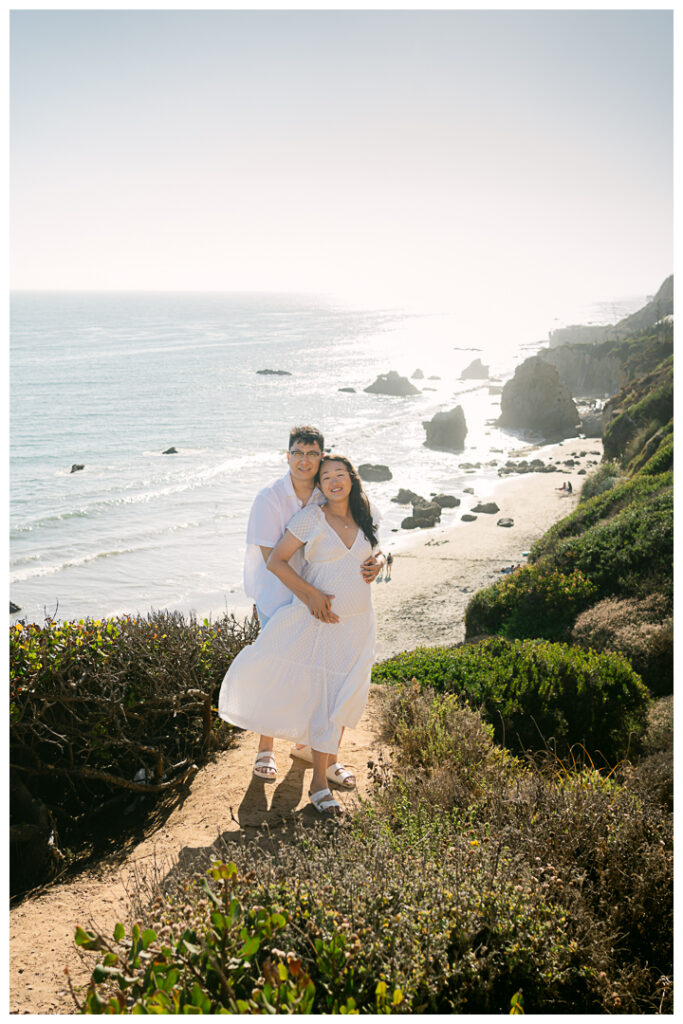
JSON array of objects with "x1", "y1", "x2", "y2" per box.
[
  {"x1": 10, "y1": 610, "x2": 256, "y2": 897},
  {"x1": 74, "y1": 688, "x2": 672, "y2": 1014}
]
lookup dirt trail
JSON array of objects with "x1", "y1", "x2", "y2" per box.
[{"x1": 9, "y1": 686, "x2": 388, "y2": 1015}]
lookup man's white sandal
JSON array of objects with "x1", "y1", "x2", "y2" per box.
[
  {"x1": 253, "y1": 750, "x2": 277, "y2": 781},
  {"x1": 326, "y1": 762, "x2": 356, "y2": 789},
  {"x1": 309, "y1": 788, "x2": 341, "y2": 816}
]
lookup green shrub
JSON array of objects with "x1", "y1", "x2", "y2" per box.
[
  {"x1": 636, "y1": 429, "x2": 673, "y2": 476},
  {"x1": 372, "y1": 638, "x2": 650, "y2": 762},
  {"x1": 579, "y1": 461, "x2": 623, "y2": 502},
  {"x1": 550, "y1": 487, "x2": 672, "y2": 601},
  {"x1": 464, "y1": 565, "x2": 596, "y2": 640},
  {"x1": 10, "y1": 610, "x2": 256, "y2": 895}
]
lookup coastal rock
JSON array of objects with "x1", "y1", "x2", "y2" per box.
[
  {"x1": 391, "y1": 488, "x2": 425, "y2": 505},
  {"x1": 497, "y1": 518, "x2": 514, "y2": 528},
  {"x1": 401, "y1": 514, "x2": 436, "y2": 530},
  {"x1": 411, "y1": 368, "x2": 424, "y2": 379},
  {"x1": 364, "y1": 371, "x2": 420, "y2": 396},
  {"x1": 432, "y1": 493, "x2": 460, "y2": 508},
  {"x1": 10, "y1": 601, "x2": 21, "y2": 613},
  {"x1": 338, "y1": 387, "x2": 356, "y2": 393},
  {"x1": 428, "y1": 375, "x2": 441, "y2": 380},
  {"x1": 162, "y1": 447, "x2": 178, "y2": 455},
  {"x1": 70, "y1": 464, "x2": 84, "y2": 473},
  {"x1": 471, "y1": 502, "x2": 500, "y2": 514},
  {"x1": 461, "y1": 514, "x2": 477, "y2": 522},
  {"x1": 498, "y1": 357, "x2": 580, "y2": 439},
  {"x1": 461, "y1": 357, "x2": 489, "y2": 380},
  {"x1": 411, "y1": 501, "x2": 441, "y2": 524},
  {"x1": 423, "y1": 406, "x2": 467, "y2": 451},
  {"x1": 358, "y1": 463, "x2": 393, "y2": 482},
  {"x1": 579, "y1": 412, "x2": 603, "y2": 438},
  {"x1": 464, "y1": 487, "x2": 475, "y2": 494},
  {"x1": 257, "y1": 368, "x2": 292, "y2": 376}
]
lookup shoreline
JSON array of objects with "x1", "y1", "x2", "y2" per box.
[{"x1": 371, "y1": 436, "x2": 602, "y2": 660}]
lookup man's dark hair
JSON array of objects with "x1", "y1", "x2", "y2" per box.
[{"x1": 288, "y1": 425, "x2": 324, "y2": 451}]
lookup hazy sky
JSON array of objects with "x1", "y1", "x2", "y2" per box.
[{"x1": 10, "y1": 9, "x2": 673, "y2": 315}]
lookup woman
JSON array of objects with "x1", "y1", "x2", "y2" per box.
[{"x1": 218, "y1": 455, "x2": 383, "y2": 816}]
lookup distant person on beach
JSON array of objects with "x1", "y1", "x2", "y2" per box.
[
  {"x1": 385, "y1": 551, "x2": 393, "y2": 581},
  {"x1": 240, "y1": 426, "x2": 382, "y2": 791},
  {"x1": 220, "y1": 454, "x2": 384, "y2": 816}
]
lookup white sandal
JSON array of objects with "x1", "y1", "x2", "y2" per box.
[
  {"x1": 326, "y1": 762, "x2": 356, "y2": 789},
  {"x1": 290, "y1": 744, "x2": 313, "y2": 764},
  {"x1": 253, "y1": 750, "x2": 277, "y2": 781},
  {"x1": 309, "y1": 788, "x2": 341, "y2": 816}
]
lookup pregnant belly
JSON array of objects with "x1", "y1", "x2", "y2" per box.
[{"x1": 302, "y1": 566, "x2": 372, "y2": 618}]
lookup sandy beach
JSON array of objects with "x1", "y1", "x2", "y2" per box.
[{"x1": 372, "y1": 436, "x2": 602, "y2": 660}]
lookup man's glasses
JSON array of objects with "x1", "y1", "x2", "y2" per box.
[{"x1": 289, "y1": 449, "x2": 322, "y2": 461}]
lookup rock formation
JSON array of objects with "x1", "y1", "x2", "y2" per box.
[
  {"x1": 497, "y1": 518, "x2": 514, "y2": 528},
  {"x1": 461, "y1": 357, "x2": 489, "y2": 380},
  {"x1": 432, "y1": 494, "x2": 459, "y2": 508},
  {"x1": 162, "y1": 447, "x2": 178, "y2": 455},
  {"x1": 70, "y1": 464, "x2": 84, "y2": 473},
  {"x1": 498, "y1": 357, "x2": 580, "y2": 439},
  {"x1": 257, "y1": 369, "x2": 292, "y2": 376},
  {"x1": 411, "y1": 368, "x2": 424, "y2": 379},
  {"x1": 364, "y1": 371, "x2": 420, "y2": 396},
  {"x1": 423, "y1": 406, "x2": 467, "y2": 451},
  {"x1": 358, "y1": 464, "x2": 392, "y2": 482},
  {"x1": 391, "y1": 488, "x2": 425, "y2": 505},
  {"x1": 471, "y1": 502, "x2": 499, "y2": 514},
  {"x1": 10, "y1": 601, "x2": 21, "y2": 613},
  {"x1": 338, "y1": 387, "x2": 356, "y2": 393}
]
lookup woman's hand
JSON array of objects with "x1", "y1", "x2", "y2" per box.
[
  {"x1": 304, "y1": 589, "x2": 339, "y2": 623},
  {"x1": 361, "y1": 554, "x2": 384, "y2": 583}
]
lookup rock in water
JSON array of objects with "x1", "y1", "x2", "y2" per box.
[
  {"x1": 461, "y1": 514, "x2": 477, "y2": 522},
  {"x1": 423, "y1": 406, "x2": 467, "y2": 451},
  {"x1": 257, "y1": 368, "x2": 292, "y2": 376},
  {"x1": 10, "y1": 601, "x2": 21, "y2": 613},
  {"x1": 497, "y1": 518, "x2": 514, "y2": 528},
  {"x1": 461, "y1": 357, "x2": 489, "y2": 380},
  {"x1": 364, "y1": 371, "x2": 421, "y2": 396},
  {"x1": 162, "y1": 447, "x2": 178, "y2": 455},
  {"x1": 391, "y1": 488, "x2": 425, "y2": 505},
  {"x1": 338, "y1": 387, "x2": 356, "y2": 393},
  {"x1": 498, "y1": 357, "x2": 580, "y2": 439},
  {"x1": 432, "y1": 493, "x2": 460, "y2": 508},
  {"x1": 70, "y1": 464, "x2": 84, "y2": 473},
  {"x1": 358, "y1": 463, "x2": 393, "y2": 482},
  {"x1": 411, "y1": 368, "x2": 424, "y2": 379}
]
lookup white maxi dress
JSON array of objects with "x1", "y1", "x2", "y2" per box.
[{"x1": 218, "y1": 503, "x2": 379, "y2": 754}]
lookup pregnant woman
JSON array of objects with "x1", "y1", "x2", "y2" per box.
[{"x1": 218, "y1": 455, "x2": 383, "y2": 816}]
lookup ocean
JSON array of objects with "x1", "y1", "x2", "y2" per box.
[{"x1": 10, "y1": 289, "x2": 645, "y2": 626}]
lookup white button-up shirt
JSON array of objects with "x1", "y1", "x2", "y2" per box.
[{"x1": 243, "y1": 470, "x2": 325, "y2": 617}]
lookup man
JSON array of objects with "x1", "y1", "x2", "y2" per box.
[{"x1": 244, "y1": 424, "x2": 382, "y2": 782}]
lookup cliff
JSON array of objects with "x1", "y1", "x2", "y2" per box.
[{"x1": 547, "y1": 275, "x2": 673, "y2": 348}]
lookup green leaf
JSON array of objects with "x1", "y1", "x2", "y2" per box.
[
  {"x1": 113, "y1": 922, "x2": 125, "y2": 942},
  {"x1": 238, "y1": 935, "x2": 260, "y2": 959},
  {"x1": 142, "y1": 928, "x2": 157, "y2": 949}
]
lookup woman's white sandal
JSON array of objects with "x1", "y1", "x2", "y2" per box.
[
  {"x1": 253, "y1": 750, "x2": 277, "y2": 781},
  {"x1": 309, "y1": 788, "x2": 341, "y2": 816},
  {"x1": 290, "y1": 744, "x2": 313, "y2": 764},
  {"x1": 326, "y1": 762, "x2": 356, "y2": 789}
]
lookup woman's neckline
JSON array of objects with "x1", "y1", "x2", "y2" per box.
[{"x1": 321, "y1": 503, "x2": 359, "y2": 551}]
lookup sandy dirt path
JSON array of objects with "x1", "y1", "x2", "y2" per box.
[{"x1": 9, "y1": 687, "x2": 388, "y2": 1015}]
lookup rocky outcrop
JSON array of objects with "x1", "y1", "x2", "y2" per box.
[
  {"x1": 578, "y1": 412, "x2": 603, "y2": 438},
  {"x1": 411, "y1": 368, "x2": 424, "y2": 379},
  {"x1": 423, "y1": 406, "x2": 467, "y2": 451},
  {"x1": 70, "y1": 464, "x2": 84, "y2": 473},
  {"x1": 497, "y1": 518, "x2": 514, "y2": 528},
  {"x1": 257, "y1": 369, "x2": 292, "y2": 376},
  {"x1": 539, "y1": 346, "x2": 623, "y2": 396},
  {"x1": 498, "y1": 357, "x2": 580, "y2": 439},
  {"x1": 547, "y1": 275, "x2": 673, "y2": 349},
  {"x1": 461, "y1": 514, "x2": 477, "y2": 522},
  {"x1": 358, "y1": 464, "x2": 392, "y2": 482},
  {"x1": 338, "y1": 387, "x2": 356, "y2": 393},
  {"x1": 461, "y1": 358, "x2": 489, "y2": 380},
  {"x1": 162, "y1": 447, "x2": 178, "y2": 455},
  {"x1": 364, "y1": 371, "x2": 420, "y2": 396},
  {"x1": 10, "y1": 601, "x2": 21, "y2": 613}
]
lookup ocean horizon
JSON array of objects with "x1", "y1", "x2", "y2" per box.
[{"x1": 10, "y1": 288, "x2": 646, "y2": 626}]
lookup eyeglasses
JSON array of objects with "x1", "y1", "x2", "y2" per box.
[{"x1": 289, "y1": 449, "x2": 322, "y2": 461}]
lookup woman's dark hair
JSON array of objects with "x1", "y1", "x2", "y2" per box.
[
  {"x1": 315, "y1": 455, "x2": 378, "y2": 547},
  {"x1": 289, "y1": 425, "x2": 324, "y2": 451}
]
